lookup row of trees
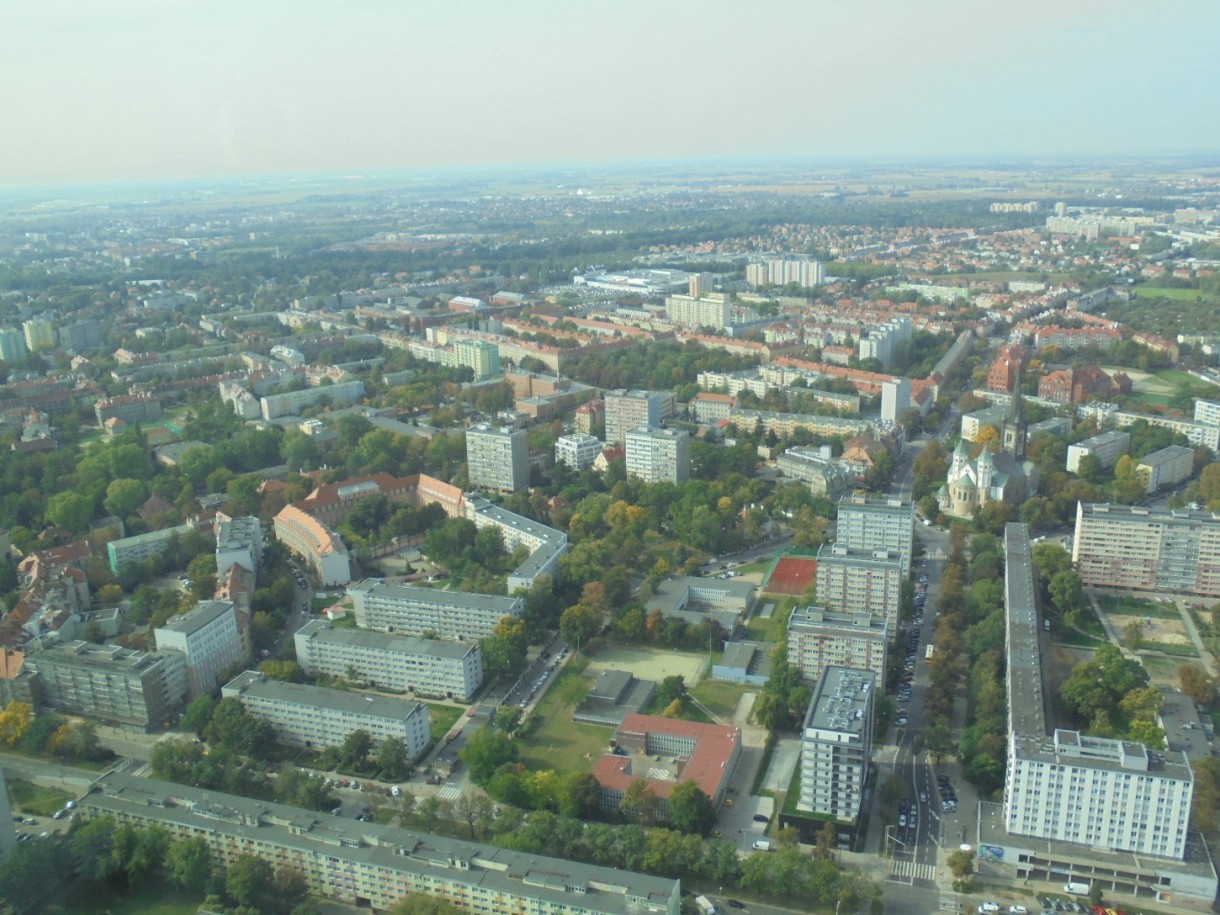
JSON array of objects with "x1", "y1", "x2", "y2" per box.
[{"x1": 0, "y1": 700, "x2": 112, "y2": 764}]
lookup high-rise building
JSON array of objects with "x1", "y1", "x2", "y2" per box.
[
  {"x1": 466, "y1": 424, "x2": 529, "y2": 491},
  {"x1": 1002, "y1": 524, "x2": 1195, "y2": 859},
  {"x1": 21, "y1": 317, "x2": 55, "y2": 353},
  {"x1": 798, "y1": 666, "x2": 875, "y2": 823},
  {"x1": 836, "y1": 494, "x2": 914, "y2": 575},
  {"x1": 625, "y1": 426, "x2": 690, "y2": 484},
  {"x1": 153, "y1": 600, "x2": 243, "y2": 699},
  {"x1": 603, "y1": 390, "x2": 666, "y2": 445},
  {"x1": 664, "y1": 292, "x2": 731, "y2": 330},
  {"x1": 222, "y1": 670, "x2": 430, "y2": 758},
  {"x1": 81, "y1": 772, "x2": 681, "y2": 915},
  {"x1": 0, "y1": 327, "x2": 28, "y2": 363},
  {"x1": 689, "y1": 272, "x2": 713, "y2": 298},
  {"x1": 880, "y1": 378, "x2": 911, "y2": 423},
  {"x1": 56, "y1": 318, "x2": 102, "y2": 352},
  {"x1": 815, "y1": 544, "x2": 903, "y2": 632},
  {"x1": 754, "y1": 258, "x2": 824, "y2": 288},
  {"x1": 785, "y1": 606, "x2": 888, "y2": 686},
  {"x1": 554, "y1": 432, "x2": 603, "y2": 471},
  {"x1": 1072, "y1": 503, "x2": 1220, "y2": 597},
  {"x1": 449, "y1": 338, "x2": 502, "y2": 380},
  {"x1": 294, "y1": 619, "x2": 484, "y2": 700},
  {"x1": 349, "y1": 579, "x2": 524, "y2": 641}
]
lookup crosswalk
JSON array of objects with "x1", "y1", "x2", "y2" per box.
[
  {"x1": 888, "y1": 859, "x2": 937, "y2": 882},
  {"x1": 436, "y1": 783, "x2": 463, "y2": 802}
]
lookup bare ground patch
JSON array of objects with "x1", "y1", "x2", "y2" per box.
[{"x1": 584, "y1": 645, "x2": 707, "y2": 684}]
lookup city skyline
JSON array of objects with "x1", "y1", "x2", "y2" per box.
[{"x1": 3, "y1": 0, "x2": 1219, "y2": 186}]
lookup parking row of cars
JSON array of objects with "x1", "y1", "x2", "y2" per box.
[
  {"x1": 936, "y1": 774, "x2": 957, "y2": 812},
  {"x1": 519, "y1": 647, "x2": 568, "y2": 708}
]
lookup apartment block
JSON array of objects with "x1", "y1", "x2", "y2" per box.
[
  {"x1": 448, "y1": 338, "x2": 501, "y2": 381},
  {"x1": 798, "y1": 666, "x2": 875, "y2": 823},
  {"x1": 57, "y1": 318, "x2": 102, "y2": 353},
  {"x1": 81, "y1": 773, "x2": 680, "y2": 915},
  {"x1": 815, "y1": 544, "x2": 903, "y2": 631},
  {"x1": 625, "y1": 426, "x2": 690, "y2": 484},
  {"x1": 94, "y1": 394, "x2": 163, "y2": 426},
  {"x1": 776, "y1": 448, "x2": 854, "y2": 498},
  {"x1": 750, "y1": 257, "x2": 824, "y2": 288},
  {"x1": 107, "y1": 522, "x2": 195, "y2": 574},
  {"x1": 215, "y1": 516, "x2": 262, "y2": 579},
  {"x1": 1137, "y1": 445, "x2": 1195, "y2": 494},
  {"x1": 273, "y1": 504, "x2": 351, "y2": 586},
  {"x1": 1066, "y1": 430, "x2": 1130, "y2": 473},
  {"x1": 664, "y1": 292, "x2": 731, "y2": 330},
  {"x1": 27, "y1": 641, "x2": 187, "y2": 731},
  {"x1": 222, "y1": 670, "x2": 430, "y2": 758},
  {"x1": 1072, "y1": 503, "x2": 1220, "y2": 596},
  {"x1": 1002, "y1": 524, "x2": 1195, "y2": 860},
  {"x1": 260, "y1": 380, "x2": 364, "y2": 420},
  {"x1": 465, "y1": 425, "x2": 529, "y2": 492},
  {"x1": 880, "y1": 377, "x2": 911, "y2": 422},
  {"x1": 604, "y1": 389, "x2": 666, "y2": 445},
  {"x1": 464, "y1": 495, "x2": 568, "y2": 593},
  {"x1": 836, "y1": 494, "x2": 914, "y2": 575},
  {"x1": 0, "y1": 327, "x2": 28, "y2": 363},
  {"x1": 294, "y1": 619, "x2": 483, "y2": 700},
  {"x1": 153, "y1": 600, "x2": 243, "y2": 700},
  {"x1": 21, "y1": 317, "x2": 55, "y2": 353},
  {"x1": 1194, "y1": 399, "x2": 1220, "y2": 428},
  {"x1": 349, "y1": 579, "x2": 523, "y2": 641},
  {"x1": 554, "y1": 432, "x2": 603, "y2": 471},
  {"x1": 785, "y1": 606, "x2": 888, "y2": 687}
]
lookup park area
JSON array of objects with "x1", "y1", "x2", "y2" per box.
[{"x1": 1095, "y1": 593, "x2": 1198, "y2": 658}]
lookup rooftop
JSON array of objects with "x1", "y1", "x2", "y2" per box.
[
  {"x1": 804, "y1": 665, "x2": 875, "y2": 736},
  {"x1": 156, "y1": 600, "x2": 234, "y2": 637},
  {"x1": 295, "y1": 619, "x2": 478, "y2": 660},
  {"x1": 349, "y1": 579, "x2": 522, "y2": 613},
  {"x1": 223, "y1": 670, "x2": 425, "y2": 722}
]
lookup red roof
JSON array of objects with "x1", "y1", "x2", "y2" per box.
[{"x1": 594, "y1": 714, "x2": 740, "y2": 802}]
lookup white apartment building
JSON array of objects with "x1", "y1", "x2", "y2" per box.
[
  {"x1": 748, "y1": 257, "x2": 824, "y2": 288},
  {"x1": 464, "y1": 496, "x2": 568, "y2": 593},
  {"x1": 554, "y1": 432, "x2": 603, "y2": 471},
  {"x1": 260, "y1": 380, "x2": 364, "y2": 421},
  {"x1": 1137, "y1": 445, "x2": 1195, "y2": 493},
  {"x1": 1194, "y1": 399, "x2": 1220, "y2": 428},
  {"x1": 604, "y1": 390, "x2": 666, "y2": 445},
  {"x1": 664, "y1": 292, "x2": 731, "y2": 330},
  {"x1": 798, "y1": 666, "x2": 875, "y2": 823},
  {"x1": 625, "y1": 426, "x2": 690, "y2": 484},
  {"x1": 858, "y1": 317, "x2": 912, "y2": 368},
  {"x1": 961, "y1": 405, "x2": 1009, "y2": 442},
  {"x1": 1002, "y1": 524, "x2": 1195, "y2": 859},
  {"x1": 222, "y1": 670, "x2": 430, "y2": 758},
  {"x1": 215, "y1": 516, "x2": 261, "y2": 580},
  {"x1": 349, "y1": 579, "x2": 524, "y2": 641},
  {"x1": 1066, "y1": 430, "x2": 1131, "y2": 473},
  {"x1": 82, "y1": 772, "x2": 680, "y2": 915},
  {"x1": 154, "y1": 600, "x2": 243, "y2": 699},
  {"x1": 448, "y1": 338, "x2": 501, "y2": 381},
  {"x1": 1072, "y1": 502, "x2": 1220, "y2": 597},
  {"x1": 466, "y1": 425, "x2": 529, "y2": 492},
  {"x1": 294, "y1": 619, "x2": 483, "y2": 700},
  {"x1": 880, "y1": 378, "x2": 911, "y2": 423},
  {"x1": 273, "y1": 504, "x2": 351, "y2": 586},
  {"x1": 785, "y1": 606, "x2": 888, "y2": 687},
  {"x1": 815, "y1": 544, "x2": 903, "y2": 632},
  {"x1": 836, "y1": 494, "x2": 914, "y2": 575}
]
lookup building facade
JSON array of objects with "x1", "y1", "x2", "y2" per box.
[
  {"x1": 836, "y1": 493, "x2": 914, "y2": 575},
  {"x1": 625, "y1": 426, "x2": 690, "y2": 484},
  {"x1": 294, "y1": 619, "x2": 483, "y2": 700},
  {"x1": 81, "y1": 773, "x2": 680, "y2": 915},
  {"x1": 554, "y1": 432, "x2": 603, "y2": 471},
  {"x1": 106, "y1": 522, "x2": 196, "y2": 574},
  {"x1": 1137, "y1": 445, "x2": 1195, "y2": 494},
  {"x1": 215, "y1": 516, "x2": 262, "y2": 579},
  {"x1": 1066, "y1": 431, "x2": 1130, "y2": 473},
  {"x1": 798, "y1": 666, "x2": 875, "y2": 822},
  {"x1": 153, "y1": 600, "x2": 243, "y2": 700},
  {"x1": 273, "y1": 505, "x2": 351, "y2": 586},
  {"x1": 348, "y1": 580, "x2": 524, "y2": 641},
  {"x1": 604, "y1": 390, "x2": 666, "y2": 446},
  {"x1": 815, "y1": 544, "x2": 903, "y2": 631},
  {"x1": 1072, "y1": 503, "x2": 1220, "y2": 597},
  {"x1": 260, "y1": 380, "x2": 364, "y2": 420},
  {"x1": 785, "y1": 607, "x2": 888, "y2": 687},
  {"x1": 466, "y1": 425, "x2": 529, "y2": 492},
  {"x1": 222, "y1": 670, "x2": 430, "y2": 758}
]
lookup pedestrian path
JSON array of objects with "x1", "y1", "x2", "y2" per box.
[
  {"x1": 889, "y1": 858, "x2": 937, "y2": 882},
  {"x1": 436, "y1": 782, "x2": 462, "y2": 802}
]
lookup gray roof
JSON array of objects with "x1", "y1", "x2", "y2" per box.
[
  {"x1": 296, "y1": 619, "x2": 477, "y2": 660},
  {"x1": 804, "y1": 665, "x2": 874, "y2": 735},
  {"x1": 82, "y1": 772, "x2": 679, "y2": 914},
  {"x1": 157, "y1": 600, "x2": 234, "y2": 636},
  {"x1": 224, "y1": 671, "x2": 425, "y2": 722},
  {"x1": 349, "y1": 580, "x2": 522, "y2": 613},
  {"x1": 1138, "y1": 444, "x2": 1195, "y2": 467}
]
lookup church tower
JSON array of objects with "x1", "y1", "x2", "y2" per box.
[{"x1": 1002, "y1": 384, "x2": 1026, "y2": 460}]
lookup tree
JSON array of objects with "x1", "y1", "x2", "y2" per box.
[
  {"x1": 619, "y1": 779, "x2": 658, "y2": 825},
  {"x1": 482, "y1": 615, "x2": 529, "y2": 682},
  {"x1": 378, "y1": 736, "x2": 411, "y2": 781},
  {"x1": 46, "y1": 491, "x2": 93, "y2": 533},
  {"x1": 452, "y1": 791, "x2": 495, "y2": 839},
  {"x1": 341, "y1": 729, "x2": 374, "y2": 768},
  {"x1": 655, "y1": 675, "x2": 689, "y2": 710},
  {"x1": 792, "y1": 506, "x2": 829, "y2": 549},
  {"x1": 388, "y1": 894, "x2": 464, "y2": 915},
  {"x1": 0, "y1": 701, "x2": 31, "y2": 747},
  {"x1": 947, "y1": 848, "x2": 975, "y2": 878},
  {"x1": 103, "y1": 477, "x2": 147, "y2": 519},
  {"x1": 460, "y1": 727, "x2": 518, "y2": 785},
  {"x1": 226, "y1": 853, "x2": 275, "y2": 910},
  {"x1": 259, "y1": 659, "x2": 304, "y2": 682},
  {"x1": 559, "y1": 601, "x2": 602, "y2": 653},
  {"x1": 166, "y1": 836, "x2": 212, "y2": 892},
  {"x1": 1179, "y1": 664, "x2": 1217, "y2": 706},
  {"x1": 667, "y1": 780, "x2": 716, "y2": 836}
]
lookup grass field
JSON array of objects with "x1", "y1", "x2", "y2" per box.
[
  {"x1": 50, "y1": 878, "x2": 203, "y2": 915},
  {"x1": 744, "y1": 599, "x2": 793, "y2": 643},
  {"x1": 517, "y1": 669, "x2": 613, "y2": 774},
  {"x1": 427, "y1": 703, "x2": 464, "y2": 742},
  {"x1": 1096, "y1": 594, "x2": 1182, "y2": 620},
  {"x1": 692, "y1": 678, "x2": 752, "y2": 720},
  {"x1": 1133, "y1": 286, "x2": 1213, "y2": 301},
  {"x1": 7, "y1": 778, "x2": 72, "y2": 816}
]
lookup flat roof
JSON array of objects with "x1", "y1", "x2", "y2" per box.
[
  {"x1": 349, "y1": 579, "x2": 522, "y2": 613},
  {"x1": 82, "y1": 772, "x2": 678, "y2": 913},
  {"x1": 296, "y1": 619, "x2": 477, "y2": 660},
  {"x1": 157, "y1": 600, "x2": 234, "y2": 636},
  {"x1": 224, "y1": 671, "x2": 425, "y2": 722},
  {"x1": 804, "y1": 665, "x2": 874, "y2": 735},
  {"x1": 1078, "y1": 503, "x2": 1220, "y2": 526},
  {"x1": 1138, "y1": 444, "x2": 1195, "y2": 467},
  {"x1": 788, "y1": 605, "x2": 887, "y2": 635}
]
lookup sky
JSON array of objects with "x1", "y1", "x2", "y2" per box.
[{"x1": 2, "y1": 0, "x2": 1219, "y2": 186}]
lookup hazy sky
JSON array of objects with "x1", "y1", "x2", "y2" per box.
[{"x1": 2, "y1": 0, "x2": 1218, "y2": 185}]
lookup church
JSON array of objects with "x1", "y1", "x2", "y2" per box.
[{"x1": 938, "y1": 393, "x2": 1038, "y2": 519}]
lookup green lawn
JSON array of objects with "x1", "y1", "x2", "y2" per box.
[
  {"x1": 1140, "y1": 641, "x2": 1199, "y2": 658},
  {"x1": 428, "y1": 703, "x2": 464, "y2": 742},
  {"x1": 691, "y1": 678, "x2": 751, "y2": 720},
  {"x1": 49, "y1": 877, "x2": 203, "y2": 915},
  {"x1": 1133, "y1": 286, "x2": 1212, "y2": 301},
  {"x1": 1097, "y1": 594, "x2": 1182, "y2": 620},
  {"x1": 7, "y1": 778, "x2": 72, "y2": 816},
  {"x1": 516, "y1": 670, "x2": 614, "y2": 774},
  {"x1": 1154, "y1": 369, "x2": 1220, "y2": 391},
  {"x1": 744, "y1": 599, "x2": 793, "y2": 643}
]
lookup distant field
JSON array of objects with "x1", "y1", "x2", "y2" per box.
[
  {"x1": 1155, "y1": 369, "x2": 1219, "y2": 390},
  {"x1": 1133, "y1": 286, "x2": 1212, "y2": 301}
]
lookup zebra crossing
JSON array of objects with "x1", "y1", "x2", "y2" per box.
[
  {"x1": 888, "y1": 858, "x2": 937, "y2": 882},
  {"x1": 436, "y1": 782, "x2": 463, "y2": 802}
]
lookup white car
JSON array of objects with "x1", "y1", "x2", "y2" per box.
[{"x1": 898, "y1": 814, "x2": 907, "y2": 827}]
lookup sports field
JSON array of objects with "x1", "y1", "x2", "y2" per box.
[{"x1": 763, "y1": 556, "x2": 816, "y2": 596}]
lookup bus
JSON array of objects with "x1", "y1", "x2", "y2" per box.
[{"x1": 925, "y1": 644, "x2": 935, "y2": 661}]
